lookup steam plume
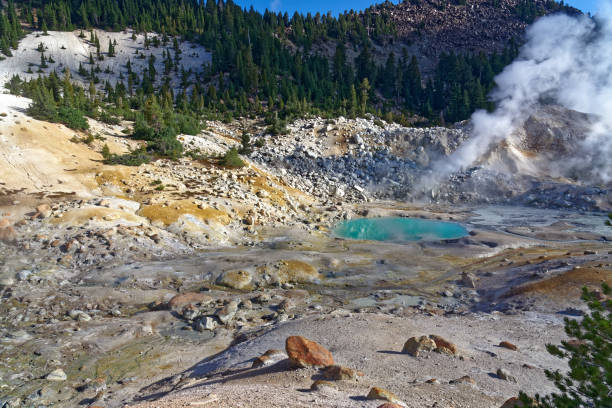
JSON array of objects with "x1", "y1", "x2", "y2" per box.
[{"x1": 433, "y1": 3, "x2": 612, "y2": 183}]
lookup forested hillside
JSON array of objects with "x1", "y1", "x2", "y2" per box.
[{"x1": 0, "y1": 0, "x2": 579, "y2": 163}]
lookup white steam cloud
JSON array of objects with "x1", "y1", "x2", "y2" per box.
[
  {"x1": 270, "y1": 0, "x2": 281, "y2": 12},
  {"x1": 433, "y1": 3, "x2": 612, "y2": 183}
]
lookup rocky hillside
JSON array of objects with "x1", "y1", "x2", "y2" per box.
[{"x1": 378, "y1": 0, "x2": 580, "y2": 54}]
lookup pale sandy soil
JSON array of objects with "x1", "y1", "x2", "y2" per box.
[
  {"x1": 130, "y1": 311, "x2": 569, "y2": 408},
  {"x1": 0, "y1": 93, "x2": 137, "y2": 199}
]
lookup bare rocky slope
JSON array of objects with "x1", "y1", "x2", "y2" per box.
[{"x1": 363, "y1": 0, "x2": 581, "y2": 72}]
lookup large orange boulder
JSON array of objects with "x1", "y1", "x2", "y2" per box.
[{"x1": 285, "y1": 336, "x2": 333, "y2": 368}]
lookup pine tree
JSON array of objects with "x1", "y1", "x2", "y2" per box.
[
  {"x1": 101, "y1": 143, "x2": 111, "y2": 159},
  {"x1": 89, "y1": 80, "x2": 96, "y2": 102},
  {"x1": 519, "y1": 284, "x2": 611, "y2": 408},
  {"x1": 359, "y1": 78, "x2": 370, "y2": 115},
  {"x1": 108, "y1": 39, "x2": 115, "y2": 57}
]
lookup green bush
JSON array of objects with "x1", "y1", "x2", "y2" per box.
[
  {"x1": 146, "y1": 127, "x2": 183, "y2": 159},
  {"x1": 174, "y1": 114, "x2": 201, "y2": 135},
  {"x1": 57, "y1": 106, "x2": 89, "y2": 130},
  {"x1": 221, "y1": 147, "x2": 245, "y2": 168},
  {"x1": 101, "y1": 144, "x2": 111, "y2": 159},
  {"x1": 98, "y1": 110, "x2": 120, "y2": 125},
  {"x1": 104, "y1": 148, "x2": 151, "y2": 166},
  {"x1": 239, "y1": 132, "x2": 252, "y2": 156},
  {"x1": 519, "y1": 284, "x2": 611, "y2": 407}
]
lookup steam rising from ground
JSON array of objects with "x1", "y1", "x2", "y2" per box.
[{"x1": 433, "y1": 3, "x2": 612, "y2": 183}]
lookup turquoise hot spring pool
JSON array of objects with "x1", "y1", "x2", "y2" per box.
[{"x1": 333, "y1": 217, "x2": 469, "y2": 242}]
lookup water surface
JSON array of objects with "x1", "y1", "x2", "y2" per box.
[{"x1": 334, "y1": 217, "x2": 469, "y2": 242}]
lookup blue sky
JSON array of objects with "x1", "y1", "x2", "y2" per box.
[{"x1": 234, "y1": 0, "x2": 599, "y2": 16}]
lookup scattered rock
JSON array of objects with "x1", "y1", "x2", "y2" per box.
[
  {"x1": 429, "y1": 334, "x2": 457, "y2": 355},
  {"x1": 366, "y1": 387, "x2": 404, "y2": 406},
  {"x1": 0, "y1": 226, "x2": 16, "y2": 242},
  {"x1": 285, "y1": 336, "x2": 334, "y2": 368},
  {"x1": 263, "y1": 260, "x2": 321, "y2": 285},
  {"x1": 499, "y1": 341, "x2": 518, "y2": 351},
  {"x1": 320, "y1": 365, "x2": 363, "y2": 381},
  {"x1": 497, "y1": 368, "x2": 517, "y2": 382},
  {"x1": 167, "y1": 292, "x2": 213, "y2": 311},
  {"x1": 500, "y1": 396, "x2": 535, "y2": 407},
  {"x1": 401, "y1": 336, "x2": 436, "y2": 356},
  {"x1": 194, "y1": 316, "x2": 218, "y2": 332},
  {"x1": 217, "y1": 270, "x2": 252, "y2": 290},
  {"x1": 310, "y1": 380, "x2": 337, "y2": 391},
  {"x1": 252, "y1": 349, "x2": 287, "y2": 368},
  {"x1": 462, "y1": 271, "x2": 477, "y2": 288},
  {"x1": 0, "y1": 277, "x2": 15, "y2": 287},
  {"x1": 68, "y1": 310, "x2": 91, "y2": 322},
  {"x1": 216, "y1": 300, "x2": 239, "y2": 324},
  {"x1": 277, "y1": 298, "x2": 292, "y2": 312},
  {"x1": 450, "y1": 375, "x2": 476, "y2": 386},
  {"x1": 16, "y1": 270, "x2": 31, "y2": 281},
  {"x1": 182, "y1": 304, "x2": 201, "y2": 320},
  {"x1": 45, "y1": 369, "x2": 67, "y2": 381},
  {"x1": 36, "y1": 204, "x2": 52, "y2": 218}
]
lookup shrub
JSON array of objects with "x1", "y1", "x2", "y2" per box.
[
  {"x1": 239, "y1": 132, "x2": 252, "y2": 156},
  {"x1": 104, "y1": 148, "x2": 151, "y2": 166},
  {"x1": 101, "y1": 144, "x2": 111, "y2": 159},
  {"x1": 146, "y1": 127, "x2": 183, "y2": 159},
  {"x1": 57, "y1": 106, "x2": 89, "y2": 130},
  {"x1": 174, "y1": 114, "x2": 201, "y2": 135},
  {"x1": 83, "y1": 133, "x2": 95, "y2": 144},
  {"x1": 221, "y1": 147, "x2": 245, "y2": 168},
  {"x1": 373, "y1": 119, "x2": 385, "y2": 128}
]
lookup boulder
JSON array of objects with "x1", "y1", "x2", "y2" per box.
[
  {"x1": 450, "y1": 375, "x2": 476, "y2": 386},
  {"x1": 320, "y1": 365, "x2": 363, "y2": 381},
  {"x1": 310, "y1": 380, "x2": 337, "y2": 391},
  {"x1": 46, "y1": 369, "x2": 67, "y2": 381},
  {"x1": 167, "y1": 292, "x2": 213, "y2": 311},
  {"x1": 252, "y1": 349, "x2": 287, "y2": 368},
  {"x1": 36, "y1": 204, "x2": 52, "y2": 218},
  {"x1": 402, "y1": 336, "x2": 436, "y2": 356},
  {"x1": 285, "y1": 336, "x2": 333, "y2": 368},
  {"x1": 499, "y1": 341, "x2": 518, "y2": 351},
  {"x1": 259, "y1": 260, "x2": 321, "y2": 285},
  {"x1": 0, "y1": 226, "x2": 16, "y2": 242},
  {"x1": 217, "y1": 300, "x2": 239, "y2": 324},
  {"x1": 366, "y1": 387, "x2": 404, "y2": 406},
  {"x1": 500, "y1": 397, "x2": 535, "y2": 408},
  {"x1": 429, "y1": 334, "x2": 457, "y2": 355},
  {"x1": 462, "y1": 271, "x2": 477, "y2": 288},
  {"x1": 497, "y1": 368, "x2": 517, "y2": 382},
  {"x1": 217, "y1": 270, "x2": 252, "y2": 290},
  {"x1": 194, "y1": 316, "x2": 218, "y2": 332}
]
